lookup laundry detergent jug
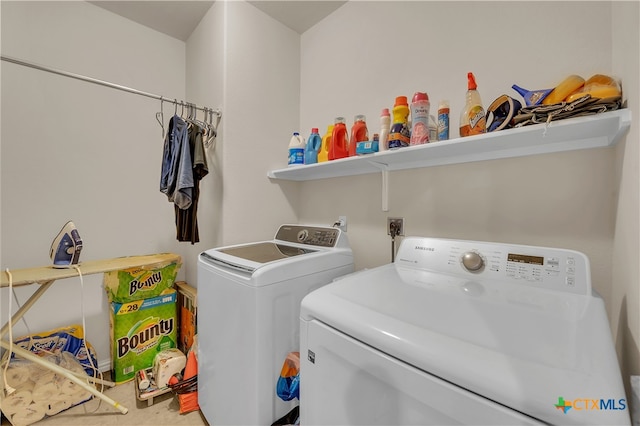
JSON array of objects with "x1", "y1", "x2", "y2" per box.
[
  {"x1": 288, "y1": 132, "x2": 305, "y2": 166},
  {"x1": 349, "y1": 115, "x2": 369, "y2": 157},
  {"x1": 329, "y1": 117, "x2": 349, "y2": 160},
  {"x1": 305, "y1": 128, "x2": 322, "y2": 164},
  {"x1": 318, "y1": 124, "x2": 333, "y2": 163}
]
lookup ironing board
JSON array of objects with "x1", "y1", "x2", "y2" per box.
[{"x1": 0, "y1": 253, "x2": 182, "y2": 415}]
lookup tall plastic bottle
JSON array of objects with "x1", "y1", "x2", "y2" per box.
[
  {"x1": 318, "y1": 124, "x2": 333, "y2": 163},
  {"x1": 349, "y1": 115, "x2": 369, "y2": 157},
  {"x1": 379, "y1": 108, "x2": 391, "y2": 151},
  {"x1": 459, "y1": 72, "x2": 486, "y2": 137},
  {"x1": 437, "y1": 100, "x2": 450, "y2": 141},
  {"x1": 329, "y1": 117, "x2": 349, "y2": 160},
  {"x1": 410, "y1": 92, "x2": 430, "y2": 145},
  {"x1": 305, "y1": 128, "x2": 322, "y2": 164},
  {"x1": 388, "y1": 96, "x2": 410, "y2": 149},
  {"x1": 287, "y1": 132, "x2": 305, "y2": 166}
]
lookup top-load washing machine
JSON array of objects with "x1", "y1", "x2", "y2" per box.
[
  {"x1": 300, "y1": 236, "x2": 629, "y2": 425},
  {"x1": 198, "y1": 224, "x2": 353, "y2": 426}
]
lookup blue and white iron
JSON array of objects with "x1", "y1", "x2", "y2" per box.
[{"x1": 50, "y1": 221, "x2": 83, "y2": 268}]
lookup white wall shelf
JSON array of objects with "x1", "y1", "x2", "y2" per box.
[{"x1": 268, "y1": 109, "x2": 632, "y2": 182}]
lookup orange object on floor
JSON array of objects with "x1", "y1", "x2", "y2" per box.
[
  {"x1": 177, "y1": 348, "x2": 199, "y2": 414},
  {"x1": 183, "y1": 347, "x2": 197, "y2": 380},
  {"x1": 178, "y1": 392, "x2": 200, "y2": 414}
]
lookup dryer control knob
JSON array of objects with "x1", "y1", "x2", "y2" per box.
[
  {"x1": 297, "y1": 229, "x2": 309, "y2": 242},
  {"x1": 462, "y1": 251, "x2": 484, "y2": 272}
]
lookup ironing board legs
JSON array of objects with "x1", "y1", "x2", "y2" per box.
[
  {"x1": 1, "y1": 279, "x2": 128, "y2": 414},
  {"x1": 0, "y1": 280, "x2": 54, "y2": 339},
  {"x1": 0, "y1": 341, "x2": 129, "y2": 414}
]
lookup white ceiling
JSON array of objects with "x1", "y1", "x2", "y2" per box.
[
  {"x1": 248, "y1": 1, "x2": 346, "y2": 34},
  {"x1": 90, "y1": 1, "x2": 346, "y2": 41}
]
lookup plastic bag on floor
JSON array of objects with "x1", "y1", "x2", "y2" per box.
[
  {"x1": 1, "y1": 352, "x2": 93, "y2": 425},
  {"x1": 276, "y1": 352, "x2": 300, "y2": 401},
  {"x1": 11, "y1": 324, "x2": 99, "y2": 378}
]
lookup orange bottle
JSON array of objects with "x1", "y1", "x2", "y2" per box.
[
  {"x1": 329, "y1": 117, "x2": 349, "y2": 160},
  {"x1": 348, "y1": 115, "x2": 369, "y2": 156}
]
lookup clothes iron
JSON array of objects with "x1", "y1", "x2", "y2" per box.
[{"x1": 50, "y1": 221, "x2": 83, "y2": 268}]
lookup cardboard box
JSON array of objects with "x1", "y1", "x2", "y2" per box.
[
  {"x1": 104, "y1": 258, "x2": 181, "y2": 303},
  {"x1": 110, "y1": 290, "x2": 178, "y2": 383},
  {"x1": 176, "y1": 281, "x2": 197, "y2": 354}
]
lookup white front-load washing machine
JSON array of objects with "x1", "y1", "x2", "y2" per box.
[
  {"x1": 300, "y1": 237, "x2": 629, "y2": 425},
  {"x1": 198, "y1": 224, "x2": 353, "y2": 426}
]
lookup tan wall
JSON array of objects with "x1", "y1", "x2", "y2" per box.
[{"x1": 295, "y1": 0, "x2": 639, "y2": 396}]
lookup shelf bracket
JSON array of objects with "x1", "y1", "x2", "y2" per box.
[
  {"x1": 368, "y1": 161, "x2": 390, "y2": 211},
  {"x1": 382, "y1": 169, "x2": 389, "y2": 212}
]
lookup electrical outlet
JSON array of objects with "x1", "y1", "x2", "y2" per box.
[
  {"x1": 338, "y1": 215, "x2": 347, "y2": 232},
  {"x1": 387, "y1": 217, "x2": 404, "y2": 236}
]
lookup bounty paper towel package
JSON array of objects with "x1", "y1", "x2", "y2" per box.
[
  {"x1": 104, "y1": 258, "x2": 181, "y2": 303},
  {"x1": 110, "y1": 290, "x2": 178, "y2": 383}
]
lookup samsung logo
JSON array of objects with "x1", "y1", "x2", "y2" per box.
[{"x1": 415, "y1": 246, "x2": 435, "y2": 252}]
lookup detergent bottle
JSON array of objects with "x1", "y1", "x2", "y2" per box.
[
  {"x1": 329, "y1": 117, "x2": 349, "y2": 160},
  {"x1": 410, "y1": 92, "x2": 430, "y2": 145},
  {"x1": 388, "y1": 96, "x2": 410, "y2": 149},
  {"x1": 287, "y1": 132, "x2": 305, "y2": 166},
  {"x1": 379, "y1": 108, "x2": 391, "y2": 151},
  {"x1": 437, "y1": 100, "x2": 450, "y2": 141},
  {"x1": 304, "y1": 128, "x2": 322, "y2": 164},
  {"x1": 318, "y1": 124, "x2": 333, "y2": 163},
  {"x1": 349, "y1": 115, "x2": 369, "y2": 157},
  {"x1": 459, "y1": 72, "x2": 486, "y2": 137}
]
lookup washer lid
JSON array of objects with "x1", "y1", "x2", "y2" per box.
[
  {"x1": 217, "y1": 241, "x2": 316, "y2": 264},
  {"x1": 199, "y1": 240, "x2": 353, "y2": 286},
  {"x1": 198, "y1": 225, "x2": 353, "y2": 283},
  {"x1": 301, "y1": 264, "x2": 628, "y2": 425},
  {"x1": 200, "y1": 241, "x2": 321, "y2": 277}
]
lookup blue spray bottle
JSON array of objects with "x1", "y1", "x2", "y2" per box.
[{"x1": 304, "y1": 128, "x2": 322, "y2": 164}]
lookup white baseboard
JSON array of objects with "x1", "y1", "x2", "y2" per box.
[{"x1": 98, "y1": 358, "x2": 112, "y2": 373}]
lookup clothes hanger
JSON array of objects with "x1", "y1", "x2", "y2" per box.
[
  {"x1": 204, "y1": 108, "x2": 220, "y2": 149},
  {"x1": 201, "y1": 108, "x2": 213, "y2": 136},
  {"x1": 190, "y1": 105, "x2": 209, "y2": 133},
  {"x1": 155, "y1": 96, "x2": 165, "y2": 138},
  {"x1": 182, "y1": 103, "x2": 205, "y2": 133},
  {"x1": 185, "y1": 103, "x2": 198, "y2": 129}
]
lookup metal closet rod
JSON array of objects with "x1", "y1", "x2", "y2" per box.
[{"x1": 1, "y1": 54, "x2": 221, "y2": 117}]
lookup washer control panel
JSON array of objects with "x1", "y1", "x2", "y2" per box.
[
  {"x1": 395, "y1": 237, "x2": 590, "y2": 295},
  {"x1": 461, "y1": 251, "x2": 485, "y2": 272},
  {"x1": 275, "y1": 225, "x2": 341, "y2": 248}
]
